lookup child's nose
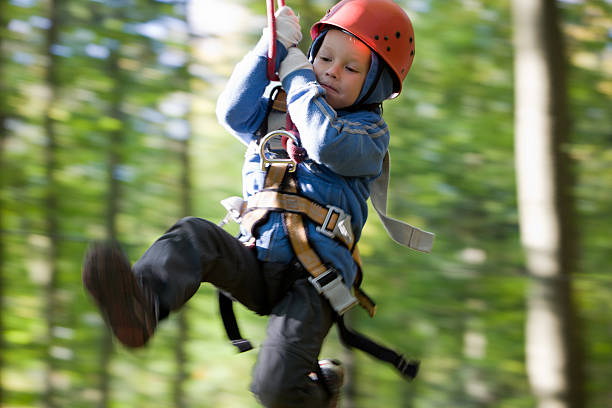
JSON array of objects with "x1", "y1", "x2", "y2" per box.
[{"x1": 326, "y1": 63, "x2": 340, "y2": 78}]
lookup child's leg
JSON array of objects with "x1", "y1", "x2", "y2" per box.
[
  {"x1": 83, "y1": 216, "x2": 272, "y2": 348},
  {"x1": 250, "y1": 278, "x2": 336, "y2": 408},
  {"x1": 133, "y1": 216, "x2": 270, "y2": 318}
]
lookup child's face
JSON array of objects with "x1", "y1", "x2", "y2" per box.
[{"x1": 313, "y1": 30, "x2": 371, "y2": 110}]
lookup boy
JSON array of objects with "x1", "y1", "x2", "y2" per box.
[{"x1": 83, "y1": 0, "x2": 419, "y2": 406}]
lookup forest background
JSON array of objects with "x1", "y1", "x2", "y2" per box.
[{"x1": 0, "y1": 0, "x2": 610, "y2": 407}]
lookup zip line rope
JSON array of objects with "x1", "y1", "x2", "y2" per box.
[{"x1": 267, "y1": 0, "x2": 286, "y2": 81}]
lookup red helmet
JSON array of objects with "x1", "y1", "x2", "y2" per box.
[{"x1": 311, "y1": 0, "x2": 415, "y2": 97}]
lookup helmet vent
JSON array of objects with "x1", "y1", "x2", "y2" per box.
[
  {"x1": 374, "y1": 35, "x2": 379, "y2": 40},
  {"x1": 396, "y1": 31, "x2": 401, "y2": 38}
]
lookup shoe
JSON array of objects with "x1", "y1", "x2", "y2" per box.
[
  {"x1": 82, "y1": 241, "x2": 158, "y2": 348},
  {"x1": 319, "y1": 359, "x2": 344, "y2": 408}
]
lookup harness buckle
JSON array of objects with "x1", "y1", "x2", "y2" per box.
[
  {"x1": 316, "y1": 205, "x2": 355, "y2": 248},
  {"x1": 259, "y1": 130, "x2": 299, "y2": 172},
  {"x1": 309, "y1": 268, "x2": 358, "y2": 315}
]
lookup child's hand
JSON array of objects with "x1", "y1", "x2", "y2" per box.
[{"x1": 275, "y1": 6, "x2": 302, "y2": 48}]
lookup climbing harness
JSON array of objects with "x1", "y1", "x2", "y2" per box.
[
  {"x1": 244, "y1": 162, "x2": 363, "y2": 316},
  {"x1": 218, "y1": 88, "x2": 425, "y2": 379},
  {"x1": 217, "y1": 0, "x2": 430, "y2": 380}
]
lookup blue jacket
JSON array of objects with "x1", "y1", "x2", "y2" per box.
[{"x1": 216, "y1": 39, "x2": 390, "y2": 287}]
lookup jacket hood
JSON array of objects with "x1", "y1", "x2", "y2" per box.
[{"x1": 308, "y1": 29, "x2": 395, "y2": 108}]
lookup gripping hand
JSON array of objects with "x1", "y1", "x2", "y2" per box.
[{"x1": 273, "y1": 6, "x2": 302, "y2": 49}]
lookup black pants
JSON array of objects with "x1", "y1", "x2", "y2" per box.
[{"x1": 132, "y1": 217, "x2": 335, "y2": 407}]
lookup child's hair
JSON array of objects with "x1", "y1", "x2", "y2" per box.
[{"x1": 309, "y1": 0, "x2": 415, "y2": 99}]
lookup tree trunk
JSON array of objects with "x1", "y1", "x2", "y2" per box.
[
  {"x1": 43, "y1": 0, "x2": 61, "y2": 406},
  {"x1": 173, "y1": 132, "x2": 191, "y2": 407},
  {"x1": 511, "y1": 1, "x2": 583, "y2": 407},
  {"x1": 173, "y1": 92, "x2": 192, "y2": 408},
  {"x1": 173, "y1": 7, "x2": 194, "y2": 403},
  {"x1": 0, "y1": 97, "x2": 5, "y2": 408}
]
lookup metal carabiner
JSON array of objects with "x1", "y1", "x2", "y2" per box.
[{"x1": 259, "y1": 130, "x2": 299, "y2": 172}]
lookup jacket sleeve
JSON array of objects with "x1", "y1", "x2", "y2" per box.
[
  {"x1": 281, "y1": 69, "x2": 390, "y2": 178},
  {"x1": 216, "y1": 37, "x2": 288, "y2": 145}
]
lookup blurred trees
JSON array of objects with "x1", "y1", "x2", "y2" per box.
[
  {"x1": 0, "y1": 0, "x2": 7, "y2": 401},
  {"x1": 0, "y1": 0, "x2": 610, "y2": 407}
]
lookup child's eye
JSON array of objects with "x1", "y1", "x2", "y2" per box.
[
  {"x1": 320, "y1": 56, "x2": 331, "y2": 62},
  {"x1": 346, "y1": 66, "x2": 358, "y2": 73}
]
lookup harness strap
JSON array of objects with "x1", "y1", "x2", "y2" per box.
[
  {"x1": 218, "y1": 290, "x2": 254, "y2": 352},
  {"x1": 240, "y1": 163, "x2": 291, "y2": 236},
  {"x1": 265, "y1": 162, "x2": 288, "y2": 187},
  {"x1": 371, "y1": 152, "x2": 435, "y2": 252},
  {"x1": 271, "y1": 88, "x2": 287, "y2": 111},
  {"x1": 336, "y1": 315, "x2": 420, "y2": 380},
  {"x1": 267, "y1": 163, "x2": 375, "y2": 315},
  {"x1": 284, "y1": 211, "x2": 329, "y2": 277},
  {"x1": 243, "y1": 191, "x2": 354, "y2": 249}
]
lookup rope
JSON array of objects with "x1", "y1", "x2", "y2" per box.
[{"x1": 267, "y1": 0, "x2": 286, "y2": 81}]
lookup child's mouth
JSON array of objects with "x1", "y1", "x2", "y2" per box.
[{"x1": 321, "y1": 83, "x2": 338, "y2": 94}]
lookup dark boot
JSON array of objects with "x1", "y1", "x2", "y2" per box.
[
  {"x1": 82, "y1": 241, "x2": 158, "y2": 348},
  {"x1": 319, "y1": 359, "x2": 344, "y2": 408}
]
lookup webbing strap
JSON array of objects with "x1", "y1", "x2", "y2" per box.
[
  {"x1": 271, "y1": 88, "x2": 287, "y2": 111},
  {"x1": 218, "y1": 290, "x2": 253, "y2": 353},
  {"x1": 337, "y1": 315, "x2": 419, "y2": 381},
  {"x1": 265, "y1": 163, "x2": 287, "y2": 188},
  {"x1": 248, "y1": 192, "x2": 338, "y2": 228},
  {"x1": 371, "y1": 152, "x2": 435, "y2": 253},
  {"x1": 244, "y1": 191, "x2": 353, "y2": 247},
  {"x1": 353, "y1": 287, "x2": 376, "y2": 317},
  {"x1": 346, "y1": 245, "x2": 376, "y2": 317},
  {"x1": 284, "y1": 212, "x2": 329, "y2": 277},
  {"x1": 240, "y1": 163, "x2": 290, "y2": 237}
]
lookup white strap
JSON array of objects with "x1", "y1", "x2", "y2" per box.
[{"x1": 370, "y1": 151, "x2": 435, "y2": 253}]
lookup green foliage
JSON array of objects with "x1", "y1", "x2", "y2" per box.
[{"x1": 0, "y1": 0, "x2": 610, "y2": 407}]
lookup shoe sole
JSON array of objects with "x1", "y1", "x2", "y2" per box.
[{"x1": 82, "y1": 241, "x2": 155, "y2": 348}]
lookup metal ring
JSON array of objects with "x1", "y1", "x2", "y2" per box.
[{"x1": 259, "y1": 130, "x2": 300, "y2": 172}]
